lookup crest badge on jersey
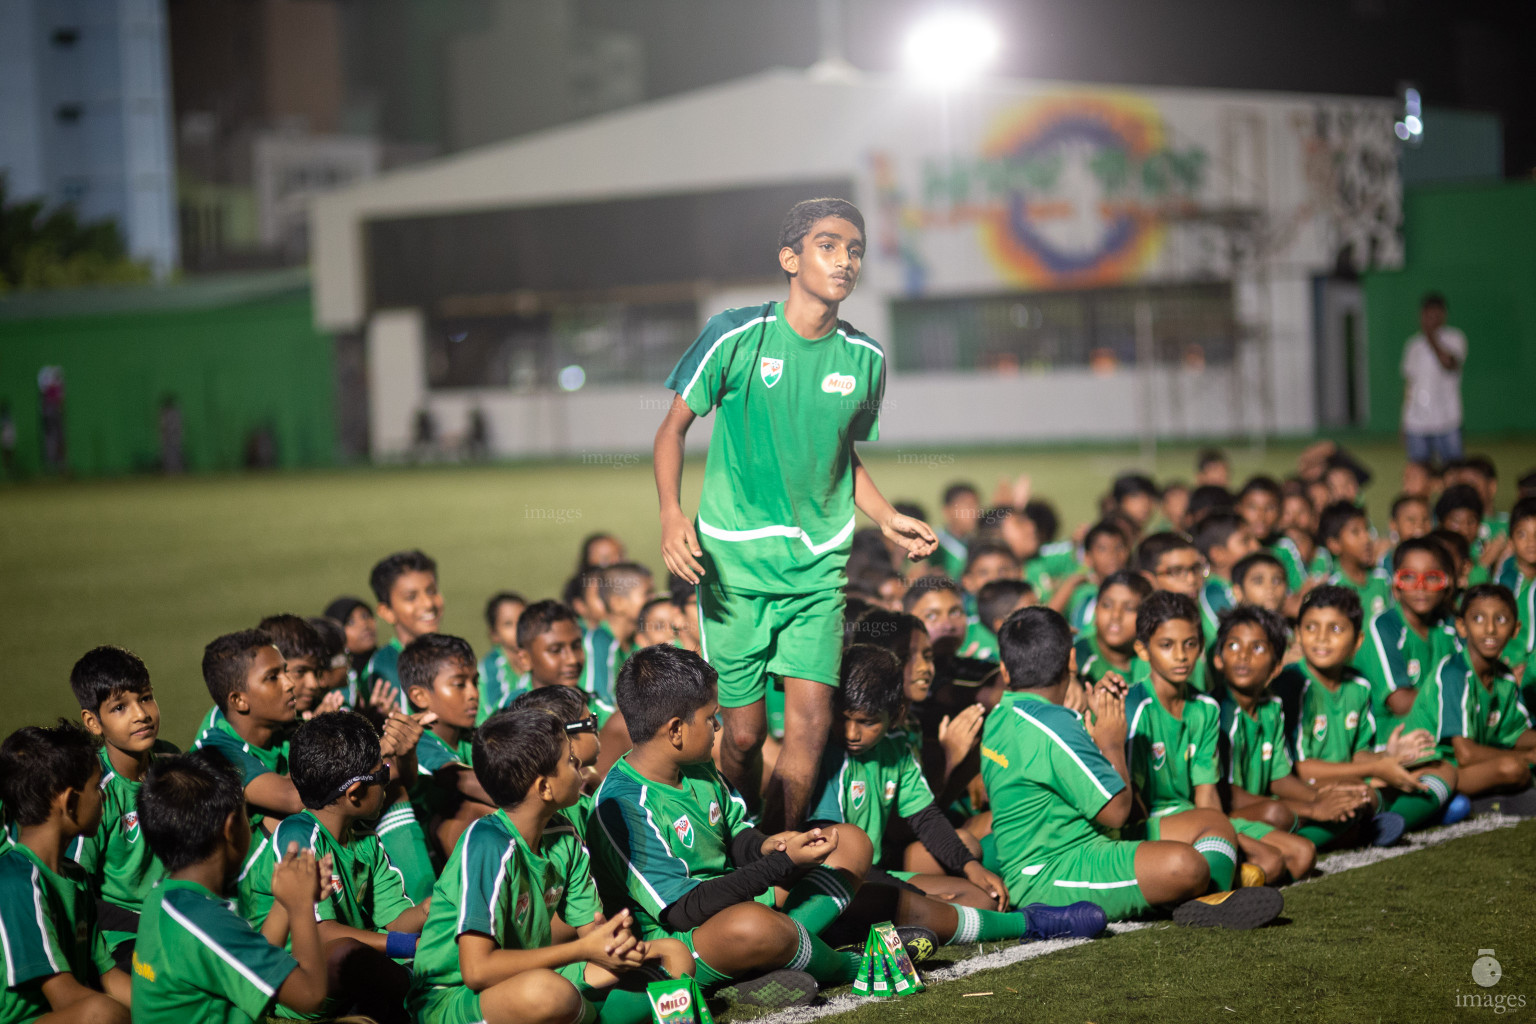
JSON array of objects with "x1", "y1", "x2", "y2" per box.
[
  {"x1": 673, "y1": 814, "x2": 695, "y2": 849},
  {"x1": 884, "y1": 780, "x2": 897, "y2": 802},
  {"x1": 544, "y1": 884, "x2": 564, "y2": 908},
  {"x1": 1313, "y1": 714, "x2": 1328, "y2": 741},
  {"x1": 760, "y1": 357, "x2": 784, "y2": 388},
  {"x1": 850, "y1": 780, "x2": 867, "y2": 810},
  {"x1": 1151, "y1": 741, "x2": 1167, "y2": 770},
  {"x1": 1261, "y1": 741, "x2": 1273, "y2": 762},
  {"x1": 1488, "y1": 710, "x2": 1502, "y2": 729},
  {"x1": 708, "y1": 800, "x2": 722, "y2": 826},
  {"x1": 1186, "y1": 743, "x2": 1196, "y2": 761},
  {"x1": 123, "y1": 811, "x2": 140, "y2": 843},
  {"x1": 516, "y1": 892, "x2": 531, "y2": 922},
  {"x1": 1407, "y1": 658, "x2": 1420, "y2": 678},
  {"x1": 1345, "y1": 711, "x2": 1359, "y2": 731}
]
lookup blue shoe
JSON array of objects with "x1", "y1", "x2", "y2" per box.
[
  {"x1": 1022, "y1": 901, "x2": 1109, "y2": 941},
  {"x1": 1371, "y1": 810, "x2": 1406, "y2": 847},
  {"x1": 1440, "y1": 793, "x2": 1472, "y2": 825}
]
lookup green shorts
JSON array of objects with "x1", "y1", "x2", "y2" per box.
[
  {"x1": 413, "y1": 964, "x2": 593, "y2": 1024},
  {"x1": 697, "y1": 582, "x2": 844, "y2": 708},
  {"x1": 982, "y1": 834, "x2": 1151, "y2": 922},
  {"x1": 1232, "y1": 817, "x2": 1276, "y2": 841}
]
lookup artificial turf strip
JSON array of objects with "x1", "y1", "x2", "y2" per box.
[{"x1": 718, "y1": 818, "x2": 1536, "y2": 1024}]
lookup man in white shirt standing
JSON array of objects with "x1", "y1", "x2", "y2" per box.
[{"x1": 1401, "y1": 292, "x2": 1466, "y2": 465}]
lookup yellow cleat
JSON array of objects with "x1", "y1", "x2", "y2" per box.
[{"x1": 1240, "y1": 862, "x2": 1269, "y2": 888}]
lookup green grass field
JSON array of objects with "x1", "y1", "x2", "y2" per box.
[{"x1": 3, "y1": 436, "x2": 1535, "y2": 741}]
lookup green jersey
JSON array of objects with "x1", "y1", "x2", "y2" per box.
[
  {"x1": 665, "y1": 301, "x2": 884, "y2": 595},
  {"x1": 961, "y1": 620, "x2": 998, "y2": 662},
  {"x1": 1198, "y1": 577, "x2": 1234, "y2": 642},
  {"x1": 477, "y1": 648, "x2": 529, "y2": 726},
  {"x1": 1494, "y1": 560, "x2": 1536, "y2": 666},
  {"x1": 192, "y1": 710, "x2": 289, "y2": 828},
  {"x1": 1354, "y1": 607, "x2": 1462, "y2": 743},
  {"x1": 933, "y1": 529, "x2": 969, "y2": 580},
  {"x1": 1064, "y1": 582, "x2": 1097, "y2": 636},
  {"x1": 1405, "y1": 651, "x2": 1532, "y2": 760},
  {"x1": 582, "y1": 621, "x2": 632, "y2": 712},
  {"x1": 409, "y1": 729, "x2": 477, "y2": 826},
  {"x1": 412, "y1": 810, "x2": 600, "y2": 994},
  {"x1": 1218, "y1": 694, "x2": 1293, "y2": 797},
  {"x1": 1025, "y1": 542, "x2": 1080, "y2": 601},
  {"x1": 588, "y1": 757, "x2": 754, "y2": 939},
  {"x1": 0, "y1": 845, "x2": 96, "y2": 1024},
  {"x1": 806, "y1": 736, "x2": 935, "y2": 856},
  {"x1": 1124, "y1": 682, "x2": 1221, "y2": 818},
  {"x1": 979, "y1": 691, "x2": 1125, "y2": 883},
  {"x1": 1327, "y1": 567, "x2": 1394, "y2": 622},
  {"x1": 1073, "y1": 635, "x2": 1139, "y2": 686},
  {"x1": 1274, "y1": 663, "x2": 1375, "y2": 765},
  {"x1": 132, "y1": 880, "x2": 296, "y2": 1024},
  {"x1": 71, "y1": 742, "x2": 178, "y2": 914},
  {"x1": 1268, "y1": 536, "x2": 1309, "y2": 592},
  {"x1": 366, "y1": 638, "x2": 409, "y2": 713}
]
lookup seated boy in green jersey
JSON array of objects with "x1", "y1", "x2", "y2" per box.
[
  {"x1": 590, "y1": 645, "x2": 876, "y2": 1007},
  {"x1": 1319, "y1": 502, "x2": 1394, "y2": 621},
  {"x1": 1075, "y1": 571, "x2": 1150, "y2": 686},
  {"x1": 933, "y1": 482, "x2": 981, "y2": 580},
  {"x1": 258, "y1": 615, "x2": 329, "y2": 723},
  {"x1": 134, "y1": 749, "x2": 334, "y2": 1024},
  {"x1": 583, "y1": 564, "x2": 653, "y2": 711},
  {"x1": 1046, "y1": 520, "x2": 1131, "y2": 636},
  {"x1": 241, "y1": 711, "x2": 430, "y2": 1024},
  {"x1": 1207, "y1": 607, "x2": 1318, "y2": 883},
  {"x1": 1229, "y1": 552, "x2": 1289, "y2": 617},
  {"x1": 307, "y1": 615, "x2": 357, "y2": 716},
  {"x1": 1237, "y1": 475, "x2": 1307, "y2": 595},
  {"x1": 410, "y1": 708, "x2": 691, "y2": 1024},
  {"x1": 366, "y1": 550, "x2": 445, "y2": 713},
  {"x1": 1354, "y1": 538, "x2": 1463, "y2": 742},
  {"x1": 634, "y1": 597, "x2": 690, "y2": 652},
  {"x1": 1404, "y1": 585, "x2": 1536, "y2": 814},
  {"x1": 401, "y1": 634, "x2": 496, "y2": 858},
  {"x1": 1495, "y1": 498, "x2": 1536, "y2": 675},
  {"x1": 67, "y1": 646, "x2": 179, "y2": 1007},
  {"x1": 0, "y1": 722, "x2": 128, "y2": 1024},
  {"x1": 1134, "y1": 533, "x2": 1214, "y2": 694},
  {"x1": 904, "y1": 576, "x2": 971, "y2": 655},
  {"x1": 1275, "y1": 586, "x2": 1462, "y2": 848},
  {"x1": 981, "y1": 607, "x2": 1281, "y2": 928},
  {"x1": 1193, "y1": 512, "x2": 1260, "y2": 643},
  {"x1": 808, "y1": 644, "x2": 1107, "y2": 949},
  {"x1": 964, "y1": 579, "x2": 1035, "y2": 663},
  {"x1": 1382, "y1": 493, "x2": 1433, "y2": 571},
  {"x1": 514, "y1": 602, "x2": 629, "y2": 778},
  {"x1": 508, "y1": 686, "x2": 603, "y2": 841},
  {"x1": 1121, "y1": 592, "x2": 1256, "y2": 890},
  {"x1": 1437, "y1": 484, "x2": 1495, "y2": 585},
  {"x1": 654, "y1": 197, "x2": 937, "y2": 831},
  {"x1": 478, "y1": 592, "x2": 528, "y2": 725}
]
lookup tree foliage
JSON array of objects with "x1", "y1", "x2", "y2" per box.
[{"x1": 0, "y1": 175, "x2": 152, "y2": 293}]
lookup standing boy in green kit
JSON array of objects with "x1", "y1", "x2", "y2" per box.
[{"x1": 654, "y1": 198, "x2": 937, "y2": 829}]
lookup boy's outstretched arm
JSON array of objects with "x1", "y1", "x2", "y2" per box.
[
  {"x1": 244, "y1": 774, "x2": 305, "y2": 817},
  {"x1": 851, "y1": 451, "x2": 937, "y2": 561},
  {"x1": 654, "y1": 395, "x2": 705, "y2": 584}
]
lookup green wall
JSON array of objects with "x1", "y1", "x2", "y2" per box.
[
  {"x1": 0, "y1": 292, "x2": 336, "y2": 478},
  {"x1": 1364, "y1": 181, "x2": 1536, "y2": 436}
]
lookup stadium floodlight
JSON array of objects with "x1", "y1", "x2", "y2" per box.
[
  {"x1": 901, "y1": 8, "x2": 1000, "y2": 90},
  {"x1": 1395, "y1": 84, "x2": 1424, "y2": 146},
  {"x1": 558, "y1": 365, "x2": 586, "y2": 391}
]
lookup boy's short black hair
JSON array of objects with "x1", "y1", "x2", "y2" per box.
[
  {"x1": 943, "y1": 482, "x2": 979, "y2": 506},
  {"x1": 1434, "y1": 484, "x2": 1484, "y2": 523},
  {"x1": 202, "y1": 629, "x2": 278, "y2": 712},
  {"x1": 1186, "y1": 485, "x2": 1236, "y2": 526},
  {"x1": 289, "y1": 710, "x2": 380, "y2": 810},
  {"x1": 484, "y1": 591, "x2": 527, "y2": 630},
  {"x1": 258, "y1": 614, "x2": 326, "y2": 665},
  {"x1": 0, "y1": 720, "x2": 98, "y2": 827},
  {"x1": 1231, "y1": 551, "x2": 1285, "y2": 590},
  {"x1": 778, "y1": 197, "x2": 865, "y2": 259},
  {"x1": 848, "y1": 561, "x2": 901, "y2": 598},
  {"x1": 1136, "y1": 532, "x2": 1197, "y2": 575},
  {"x1": 894, "y1": 500, "x2": 927, "y2": 524},
  {"x1": 1135, "y1": 590, "x2": 1203, "y2": 647},
  {"x1": 509, "y1": 683, "x2": 588, "y2": 722},
  {"x1": 561, "y1": 572, "x2": 591, "y2": 610},
  {"x1": 1112, "y1": 472, "x2": 1160, "y2": 503},
  {"x1": 1298, "y1": 584, "x2": 1363, "y2": 636},
  {"x1": 1022, "y1": 500, "x2": 1060, "y2": 545},
  {"x1": 1214, "y1": 605, "x2": 1289, "y2": 661},
  {"x1": 1390, "y1": 492, "x2": 1430, "y2": 520},
  {"x1": 1461, "y1": 454, "x2": 1497, "y2": 482},
  {"x1": 638, "y1": 595, "x2": 679, "y2": 626},
  {"x1": 1421, "y1": 291, "x2": 1446, "y2": 310},
  {"x1": 847, "y1": 608, "x2": 925, "y2": 663},
  {"x1": 1192, "y1": 511, "x2": 1246, "y2": 559},
  {"x1": 324, "y1": 595, "x2": 371, "y2": 625},
  {"x1": 902, "y1": 574, "x2": 961, "y2": 612},
  {"x1": 70, "y1": 645, "x2": 151, "y2": 713},
  {"x1": 977, "y1": 579, "x2": 1034, "y2": 630},
  {"x1": 1237, "y1": 474, "x2": 1282, "y2": 501},
  {"x1": 1318, "y1": 501, "x2": 1369, "y2": 544},
  {"x1": 306, "y1": 616, "x2": 348, "y2": 670},
  {"x1": 837, "y1": 644, "x2": 905, "y2": 721},
  {"x1": 842, "y1": 596, "x2": 873, "y2": 642},
  {"x1": 997, "y1": 606, "x2": 1073, "y2": 690},
  {"x1": 517, "y1": 600, "x2": 581, "y2": 651},
  {"x1": 1083, "y1": 520, "x2": 1128, "y2": 551},
  {"x1": 1509, "y1": 496, "x2": 1536, "y2": 532},
  {"x1": 369, "y1": 550, "x2": 437, "y2": 605},
  {"x1": 963, "y1": 540, "x2": 1019, "y2": 575},
  {"x1": 474, "y1": 708, "x2": 567, "y2": 808},
  {"x1": 600, "y1": 562, "x2": 653, "y2": 597},
  {"x1": 577, "y1": 532, "x2": 619, "y2": 569},
  {"x1": 1098, "y1": 569, "x2": 1153, "y2": 600},
  {"x1": 614, "y1": 644, "x2": 717, "y2": 744},
  {"x1": 1460, "y1": 583, "x2": 1518, "y2": 619},
  {"x1": 1418, "y1": 531, "x2": 1466, "y2": 571},
  {"x1": 138, "y1": 748, "x2": 247, "y2": 873},
  {"x1": 1196, "y1": 447, "x2": 1228, "y2": 472},
  {"x1": 399, "y1": 634, "x2": 475, "y2": 698}
]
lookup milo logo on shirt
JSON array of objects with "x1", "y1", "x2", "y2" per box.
[
  {"x1": 1151, "y1": 741, "x2": 1167, "y2": 770},
  {"x1": 544, "y1": 884, "x2": 564, "y2": 908},
  {"x1": 1261, "y1": 742, "x2": 1273, "y2": 762},
  {"x1": 1344, "y1": 711, "x2": 1359, "y2": 731},
  {"x1": 673, "y1": 814, "x2": 695, "y2": 849},
  {"x1": 760, "y1": 357, "x2": 784, "y2": 388},
  {"x1": 883, "y1": 780, "x2": 897, "y2": 802},
  {"x1": 1407, "y1": 658, "x2": 1421, "y2": 679},
  {"x1": 821, "y1": 372, "x2": 857, "y2": 395},
  {"x1": 1313, "y1": 715, "x2": 1329, "y2": 741},
  {"x1": 850, "y1": 780, "x2": 867, "y2": 810},
  {"x1": 708, "y1": 800, "x2": 722, "y2": 826}
]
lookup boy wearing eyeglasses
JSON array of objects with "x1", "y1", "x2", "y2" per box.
[
  {"x1": 237, "y1": 710, "x2": 429, "y2": 1023},
  {"x1": 1354, "y1": 538, "x2": 1464, "y2": 743},
  {"x1": 402, "y1": 634, "x2": 497, "y2": 861},
  {"x1": 508, "y1": 685, "x2": 604, "y2": 841},
  {"x1": 1135, "y1": 532, "x2": 1214, "y2": 694}
]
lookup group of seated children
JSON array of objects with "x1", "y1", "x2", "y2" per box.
[{"x1": 4, "y1": 448, "x2": 1535, "y2": 1024}]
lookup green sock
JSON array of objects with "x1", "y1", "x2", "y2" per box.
[
  {"x1": 946, "y1": 904, "x2": 1027, "y2": 944},
  {"x1": 593, "y1": 978, "x2": 658, "y2": 1024},
  {"x1": 781, "y1": 866, "x2": 854, "y2": 935},
  {"x1": 1296, "y1": 822, "x2": 1345, "y2": 846},
  {"x1": 783, "y1": 921, "x2": 860, "y2": 986},
  {"x1": 693, "y1": 954, "x2": 732, "y2": 988},
  {"x1": 1387, "y1": 775, "x2": 1452, "y2": 831},
  {"x1": 1192, "y1": 836, "x2": 1237, "y2": 892},
  {"x1": 376, "y1": 800, "x2": 434, "y2": 901}
]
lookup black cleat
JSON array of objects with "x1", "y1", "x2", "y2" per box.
[
  {"x1": 715, "y1": 969, "x2": 819, "y2": 1008},
  {"x1": 896, "y1": 925, "x2": 939, "y2": 963},
  {"x1": 1172, "y1": 887, "x2": 1284, "y2": 930}
]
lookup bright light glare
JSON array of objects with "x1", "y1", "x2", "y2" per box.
[
  {"x1": 1404, "y1": 114, "x2": 1422, "y2": 135},
  {"x1": 1394, "y1": 122, "x2": 1411, "y2": 141},
  {"x1": 558, "y1": 365, "x2": 586, "y2": 391},
  {"x1": 902, "y1": 10, "x2": 1000, "y2": 89}
]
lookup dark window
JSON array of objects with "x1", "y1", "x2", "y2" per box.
[
  {"x1": 51, "y1": 27, "x2": 80, "y2": 46},
  {"x1": 54, "y1": 103, "x2": 83, "y2": 124}
]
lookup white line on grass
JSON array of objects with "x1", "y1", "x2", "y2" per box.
[{"x1": 751, "y1": 813, "x2": 1524, "y2": 1024}]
